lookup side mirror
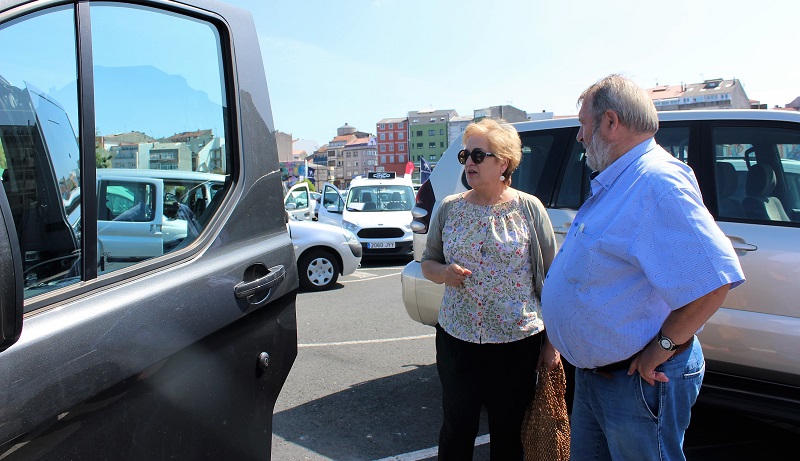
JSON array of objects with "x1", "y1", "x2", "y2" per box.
[
  {"x1": 284, "y1": 203, "x2": 297, "y2": 210},
  {"x1": 0, "y1": 186, "x2": 24, "y2": 352}
]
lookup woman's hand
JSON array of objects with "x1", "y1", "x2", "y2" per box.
[
  {"x1": 443, "y1": 263, "x2": 472, "y2": 287},
  {"x1": 537, "y1": 335, "x2": 561, "y2": 371}
]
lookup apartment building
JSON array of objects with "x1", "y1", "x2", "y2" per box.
[
  {"x1": 408, "y1": 109, "x2": 457, "y2": 165},
  {"x1": 376, "y1": 117, "x2": 409, "y2": 176},
  {"x1": 647, "y1": 78, "x2": 751, "y2": 111}
]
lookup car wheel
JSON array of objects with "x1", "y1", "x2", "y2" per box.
[{"x1": 298, "y1": 250, "x2": 340, "y2": 291}]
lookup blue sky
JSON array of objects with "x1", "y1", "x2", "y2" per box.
[{"x1": 224, "y1": 0, "x2": 800, "y2": 149}]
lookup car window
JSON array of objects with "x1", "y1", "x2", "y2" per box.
[
  {"x1": 286, "y1": 188, "x2": 309, "y2": 208},
  {"x1": 0, "y1": 6, "x2": 81, "y2": 298},
  {"x1": 655, "y1": 126, "x2": 691, "y2": 163},
  {"x1": 513, "y1": 128, "x2": 575, "y2": 206},
  {"x1": 0, "y1": 4, "x2": 232, "y2": 303},
  {"x1": 713, "y1": 126, "x2": 800, "y2": 223},
  {"x1": 346, "y1": 185, "x2": 413, "y2": 211}
]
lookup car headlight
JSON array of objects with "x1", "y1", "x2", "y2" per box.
[
  {"x1": 342, "y1": 220, "x2": 358, "y2": 233},
  {"x1": 342, "y1": 230, "x2": 358, "y2": 243}
]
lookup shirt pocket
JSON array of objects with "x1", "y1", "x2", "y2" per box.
[{"x1": 560, "y1": 231, "x2": 599, "y2": 289}]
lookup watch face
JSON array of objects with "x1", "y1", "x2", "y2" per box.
[{"x1": 660, "y1": 337, "x2": 674, "y2": 350}]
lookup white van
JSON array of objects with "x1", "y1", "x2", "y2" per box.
[
  {"x1": 66, "y1": 169, "x2": 226, "y2": 271},
  {"x1": 318, "y1": 171, "x2": 415, "y2": 258}
]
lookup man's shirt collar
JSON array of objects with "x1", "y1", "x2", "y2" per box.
[{"x1": 590, "y1": 138, "x2": 657, "y2": 194}]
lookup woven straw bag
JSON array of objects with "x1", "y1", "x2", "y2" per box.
[{"x1": 521, "y1": 360, "x2": 570, "y2": 461}]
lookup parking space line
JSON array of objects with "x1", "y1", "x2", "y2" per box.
[
  {"x1": 341, "y1": 272, "x2": 401, "y2": 283},
  {"x1": 374, "y1": 434, "x2": 490, "y2": 461},
  {"x1": 298, "y1": 334, "x2": 434, "y2": 348}
]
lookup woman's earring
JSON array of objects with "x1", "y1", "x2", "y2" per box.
[{"x1": 499, "y1": 175, "x2": 505, "y2": 182}]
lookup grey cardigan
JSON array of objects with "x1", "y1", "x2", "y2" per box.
[{"x1": 421, "y1": 190, "x2": 557, "y2": 300}]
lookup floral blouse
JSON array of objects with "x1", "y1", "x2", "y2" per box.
[{"x1": 438, "y1": 193, "x2": 544, "y2": 344}]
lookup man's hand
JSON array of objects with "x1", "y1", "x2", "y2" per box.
[{"x1": 628, "y1": 341, "x2": 672, "y2": 385}]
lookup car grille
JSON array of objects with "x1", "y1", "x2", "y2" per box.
[{"x1": 358, "y1": 228, "x2": 404, "y2": 239}]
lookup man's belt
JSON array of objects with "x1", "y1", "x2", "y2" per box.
[{"x1": 588, "y1": 340, "x2": 692, "y2": 377}]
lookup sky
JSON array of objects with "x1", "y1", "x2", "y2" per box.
[{"x1": 224, "y1": 0, "x2": 800, "y2": 150}]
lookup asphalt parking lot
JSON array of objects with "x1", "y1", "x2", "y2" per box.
[{"x1": 271, "y1": 260, "x2": 798, "y2": 460}]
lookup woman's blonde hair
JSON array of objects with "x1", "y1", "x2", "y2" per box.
[{"x1": 462, "y1": 118, "x2": 521, "y2": 186}]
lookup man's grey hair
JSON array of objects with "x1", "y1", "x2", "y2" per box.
[{"x1": 578, "y1": 74, "x2": 659, "y2": 135}]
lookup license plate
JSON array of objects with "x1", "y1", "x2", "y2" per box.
[{"x1": 368, "y1": 242, "x2": 396, "y2": 249}]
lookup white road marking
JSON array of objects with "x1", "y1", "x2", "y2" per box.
[
  {"x1": 340, "y1": 271, "x2": 401, "y2": 283},
  {"x1": 298, "y1": 334, "x2": 434, "y2": 348},
  {"x1": 374, "y1": 434, "x2": 490, "y2": 461}
]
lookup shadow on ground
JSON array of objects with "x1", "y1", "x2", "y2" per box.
[{"x1": 273, "y1": 364, "x2": 450, "y2": 461}]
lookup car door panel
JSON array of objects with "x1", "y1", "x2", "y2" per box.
[{"x1": 0, "y1": 0, "x2": 297, "y2": 458}]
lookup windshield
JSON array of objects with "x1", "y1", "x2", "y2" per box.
[{"x1": 346, "y1": 185, "x2": 414, "y2": 212}]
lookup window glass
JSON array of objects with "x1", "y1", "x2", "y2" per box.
[
  {"x1": 90, "y1": 4, "x2": 232, "y2": 275},
  {"x1": 554, "y1": 140, "x2": 590, "y2": 209},
  {"x1": 513, "y1": 133, "x2": 560, "y2": 203},
  {"x1": 655, "y1": 126, "x2": 690, "y2": 163},
  {"x1": 713, "y1": 126, "x2": 800, "y2": 223},
  {"x1": 346, "y1": 185, "x2": 414, "y2": 211},
  {"x1": 0, "y1": 6, "x2": 81, "y2": 298}
]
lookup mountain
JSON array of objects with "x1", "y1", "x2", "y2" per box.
[{"x1": 52, "y1": 65, "x2": 226, "y2": 139}]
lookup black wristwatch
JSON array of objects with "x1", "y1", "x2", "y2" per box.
[{"x1": 657, "y1": 330, "x2": 682, "y2": 351}]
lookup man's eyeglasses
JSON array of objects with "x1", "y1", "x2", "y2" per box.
[{"x1": 457, "y1": 148, "x2": 496, "y2": 165}]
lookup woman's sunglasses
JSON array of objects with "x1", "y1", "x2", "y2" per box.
[{"x1": 457, "y1": 148, "x2": 496, "y2": 165}]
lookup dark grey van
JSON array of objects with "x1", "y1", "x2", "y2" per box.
[{"x1": 0, "y1": 0, "x2": 297, "y2": 458}]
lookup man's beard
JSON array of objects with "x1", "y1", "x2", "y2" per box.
[{"x1": 585, "y1": 132, "x2": 613, "y2": 172}]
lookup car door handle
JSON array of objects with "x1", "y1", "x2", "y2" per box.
[
  {"x1": 731, "y1": 242, "x2": 757, "y2": 252},
  {"x1": 234, "y1": 265, "x2": 285, "y2": 299}
]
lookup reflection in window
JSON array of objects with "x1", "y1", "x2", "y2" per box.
[
  {"x1": 91, "y1": 4, "x2": 232, "y2": 276},
  {"x1": 0, "y1": 6, "x2": 81, "y2": 299}
]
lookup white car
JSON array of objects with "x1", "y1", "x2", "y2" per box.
[
  {"x1": 284, "y1": 182, "x2": 317, "y2": 221},
  {"x1": 402, "y1": 109, "x2": 800, "y2": 421},
  {"x1": 317, "y1": 172, "x2": 415, "y2": 258},
  {"x1": 288, "y1": 219, "x2": 362, "y2": 291}
]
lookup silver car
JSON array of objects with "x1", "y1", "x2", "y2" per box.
[{"x1": 402, "y1": 110, "x2": 800, "y2": 421}]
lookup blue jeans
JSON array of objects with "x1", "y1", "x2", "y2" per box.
[{"x1": 570, "y1": 337, "x2": 704, "y2": 461}]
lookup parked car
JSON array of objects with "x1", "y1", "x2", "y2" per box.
[
  {"x1": 0, "y1": 0, "x2": 297, "y2": 458},
  {"x1": 402, "y1": 110, "x2": 800, "y2": 421},
  {"x1": 311, "y1": 191, "x2": 322, "y2": 220},
  {"x1": 289, "y1": 220, "x2": 361, "y2": 291},
  {"x1": 284, "y1": 181, "x2": 317, "y2": 221},
  {"x1": 317, "y1": 171, "x2": 415, "y2": 258}
]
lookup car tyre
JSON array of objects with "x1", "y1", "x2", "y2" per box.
[{"x1": 298, "y1": 249, "x2": 340, "y2": 291}]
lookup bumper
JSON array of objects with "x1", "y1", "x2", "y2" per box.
[{"x1": 400, "y1": 261, "x2": 443, "y2": 326}]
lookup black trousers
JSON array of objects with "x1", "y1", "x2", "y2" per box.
[{"x1": 435, "y1": 324, "x2": 542, "y2": 461}]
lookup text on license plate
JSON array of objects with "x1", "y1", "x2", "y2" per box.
[{"x1": 368, "y1": 242, "x2": 396, "y2": 249}]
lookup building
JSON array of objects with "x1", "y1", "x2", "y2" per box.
[
  {"x1": 309, "y1": 144, "x2": 332, "y2": 184},
  {"x1": 342, "y1": 135, "x2": 378, "y2": 182},
  {"x1": 376, "y1": 117, "x2": 409, "y2": 176},
  {"x1": 195, "y1": 136, "x2": 226, "y2": 173},
  {"x1": 527, "y1": 110, "x2": 555, "y2": 121},
  {"x1": 447, "y1": 115, "x2": 473, "y2": 149},
  {"x1": 165, "y1": 129, "x2": 217, "y2": 171},
  {"x1": 784, "y1": 97, "x2": 800, "y2": 111},
  {"x1": 148, "y1": 142, "x2": 192, "y2": 170},
  {"x1": 473, "y1": 105, "x2": 528, "y2": 123},
  {"x1": 647, "y1": 78, "x2": 751, "y2": 111},
  {"x1": 275, "y1": 130, "x2": 293, "y2": 162},
  {"x1": 408, "y1": 109, "x2": 457, "y2": 166}
]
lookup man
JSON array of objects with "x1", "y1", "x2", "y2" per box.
[{"x1": 541, "y1": 75, "x2": 744, "y2": 461}]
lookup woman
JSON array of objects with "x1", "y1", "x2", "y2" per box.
[{"x1": 421, "y1": 118, "x2": 559, "y2": 460}]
